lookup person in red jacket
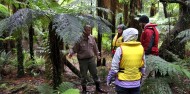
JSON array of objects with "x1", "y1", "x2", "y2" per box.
[{"x1": 139, "y1": 15, "x2": 159, "y2": 56}]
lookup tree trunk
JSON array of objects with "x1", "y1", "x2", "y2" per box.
[
  {"x1": 12, "y1": 2, "x2": 25, "y2": 78},
  {"x1": 16, "y1": 31, "x2": 24, "y2": 77},
  {"x1": 97, "y1": 0, "x2": 103, "y2": 67},
  {"x1": 123, "y1": 3, "x2": 128, "y2": 25},
  {"x1": 49, "y1": 22, "x2": 62, "y2": 89},
  {"x1": 162, "y1": 2, "x2": 168, "y2": 18},
  {"x1": 29, "y1": 25, "x2": 34, "y2": 61},
  {"x1": 110, "y1": 0, "x2": 116, "y2": 51},
  {"x1": 159, "y1": 4, "x2": 190, "y2": 61}
]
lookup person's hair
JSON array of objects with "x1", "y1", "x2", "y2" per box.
[
  {"x1": 138, "y1": 15, "x2": 149, "y2": 23},
  {"x1": 117, "y1": 24, "x2": 127, "y2": 31}
]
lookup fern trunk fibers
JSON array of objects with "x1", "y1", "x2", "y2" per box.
[
  {"x1": 110, "y1": 0, "x2": 116, "y2": 51},
  {"x1": 29, "y1": 25, "x2": 34, "y2": 61},
  {"x1": 123, "y1": 3, "x2": 128, "y2": 25},
  {"x1": 159, "y1": 4, "x2": 190, "y2": 61},
  {"x1": 16, "y1": 32, "x2": 24, "y2": 77},
  {"x1": 97, "y1": 0, "x2": 103, "y2": 66},
  {"x1": 49, "y1": 22, "x2": 62, "y2": 89},
  {"x1": 64, "y1": 57, "x2": 81, "y2": 78},
  {"x1": 162, "y1": 2, "x2": 168, "y2": 18}
]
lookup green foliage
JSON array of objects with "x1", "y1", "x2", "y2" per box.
[
  {"x1": 0, "y1": 4, "x2": 10, "y2": 18},
  {"x1": 0, "y1": 51, "x2": 11, "y2": 66},
  {"x1": 52, "y1": 14, "x2": 83, "y2": 45},
  {"x1": 52, "y1": 14, "x2": 111, "y2": 45},
  {"x1": 146, "y1": 55, "x2": 190, "y2": 79},
  {"x1": 37, "y1": 82, "x2": 79, "y2": 94},
  {"x1": 37, "y1": 83, "x2": 55, "y2": 94},
  {"x1": 57, "y1": 82, "x2": 74, "y2": 93},
  {"x1": 141, "y1": 78, "x2": 173, "y2": 94},
  {"x1": 62, "y1": 89, "x2": 80, "y2": 94},
  {"x1": 175, "y1": 29, "x2": 190, "y2": 43}
]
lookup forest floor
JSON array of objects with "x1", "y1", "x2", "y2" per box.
[{"x1": 0, "y1": 51, "x2": 190, "y2": 94}]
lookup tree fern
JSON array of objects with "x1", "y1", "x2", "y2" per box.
[
  {"x1": 37, "y1": 83, "x2": 55, "y2": 94},
  {"x1": 146, "y1": 55, "x2": 190, "y2": 78},
  {"x1": 52, "y1": 14, "x2": 84, "y2": 45},
  {"x1": 175, "y1": 29, "x2": 190, "y2": 43},
  {"x1": 57, "y1": 82, "x2": 74, "y2": 93},
  {"x1": 141, "y1": 78, "x2": 173, "y2": 94},
  {"x1": 52, "y1": 13, "x2": 111, "y2": 45},
  {"x1": 0, "y1": 18, "x2": 9, "y2": 36}
]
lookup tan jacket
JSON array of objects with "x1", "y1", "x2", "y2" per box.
[{"x1": 72, "y1": 35, "x2": 99, "y2": 59}]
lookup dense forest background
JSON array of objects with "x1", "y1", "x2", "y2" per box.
[{"x1": 0, "y1": 0, "x2": 190, "y2": 94}]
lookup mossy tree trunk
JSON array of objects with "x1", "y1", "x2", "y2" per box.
[
  {"x1": 12, "y1": 1, "x2": 25, "y2": 78},
  {"x1": 49, "y1": 22, "x2": 62, "y2": 89},
  {"x1": 29, "y1": 25, "x2": 34, "y2": 61},
  {"x1": 159, "y1": 3, "x2": 190, "y2": 61}
]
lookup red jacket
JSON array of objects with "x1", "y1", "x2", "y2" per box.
[{"x1": 140, "y1": 23, "x2": 159, "y2": 55}]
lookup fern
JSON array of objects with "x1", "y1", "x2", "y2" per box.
[
  {"x1": 0, "y1": 4, "x2": 10, "y2": 18},
  {"x1": 37, "y1": 82, "x2": 79, "y2": 94},
  {"x1": 52, "y1": 14, "x2": 84, "y2": 45},
  {"x1": 52, "y1": 13, "x2": 111, "y2": 45},
  {"x1": 0, "y1": 18, "x2": 9, "y2": 36},
  {"x1": 175, "y1": 29, "x2": 190, "y2": 43},
  {"x1": 141, "y1": 78, "x2": 173, "y2": 94},
  {"x1": 62, "y1": 89, "x2": 80, "y2": 94},
  {"x1": 57, "y1": 82, "x2": 74, "y2": 93},
  {"x1": 37, "y1": 83, "x2": 55, "y2": 94},
  {"x1": 146, "y1": 55, "x2": 190, "y2": 78}
]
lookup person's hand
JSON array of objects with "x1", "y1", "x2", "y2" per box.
[
  {"x1": 97, "y1": 55, "x2": 101, "y2": 60},
  {"x1": 68, "y1": 53, "x2": 73, "y2": 58},
  {"x1": 107, "y1": 80, "x2": 111, "y2": 86}
]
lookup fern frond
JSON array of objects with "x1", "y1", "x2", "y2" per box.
[
  {"x1": 78, "y1": 14, "x2": 112, "y2": 33},
  {"x1": 52, "y1": 14, "x2": 83, "y2": 45},
  {"x1": 0, "y1": 4, "x2": 10, "y2": 18},
  {"x1": 63, "y1": 89, "x2": 80, "y2": 94},
  {"x1": 57, "y1": 82, "x2": 75, "y2": 93},
  {"x1": 175, "y1": 29, "x2": 190, "y2": 43},
  {"x1": 37, "y1": 83, "x2": 55, "y2": 94},
  {"x1": 141, "y1": 78, "x2": 172, "y2": 94},
  {"x1": 146, "y1": 55, "x2": 190, "y2": 78},
  {"x1": 0, "y1": 18, "x2": 9, "y2": 36}
]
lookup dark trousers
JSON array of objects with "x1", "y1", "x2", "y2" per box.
[
  {"x1": 78, "y1": 57, "x2": 99, "y2": 85},
  {"x1": 115, "y1": 85, "x2": 140, "y2": 94}
]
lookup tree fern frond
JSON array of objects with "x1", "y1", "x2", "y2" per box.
[
  {"x1": 52, "y1": 14, "x2": 83, "y2": 45},
  {"x1": 57, "y1": 82, "x2": 74, "y2": 93},
  {"x1": 7, "y1": 8, "x2": 33, "y2": 34},
  {"x1": 0, "y1": 18, "x2": 9, "y2": 36},
  {"x1": 37, "y1": 83, "x2": 55, "y2": 94},
  {"x1": 146, "y1": 55, "x2": 190, "y2": 78},
  {"x1": 0, "y1": 8, "x2": 50, "y2": 36},
  {"x1": 78, "y1": 14, "x2": 112, "y2": 33},
  {"x1": 175, "y1": 29, "x2": 190, "y2": 43},
  {"x1": 141, "y1": 78, "x2": 172, "y2": 94}
]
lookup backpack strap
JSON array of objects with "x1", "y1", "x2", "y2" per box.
[{"x1": 145, "y1": 28, "x2": 155, "y2": 55}]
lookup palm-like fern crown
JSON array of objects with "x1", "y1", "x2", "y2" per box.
[
  {"x1": 0, "y1": 8, "x2": 48, "y2": 36},
  {"x1": 0, "y1": 7, "x2": 111, "y2": 45},
  {"x1": 52, "y1": 14, "x2": 84, "y2": 45}
]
